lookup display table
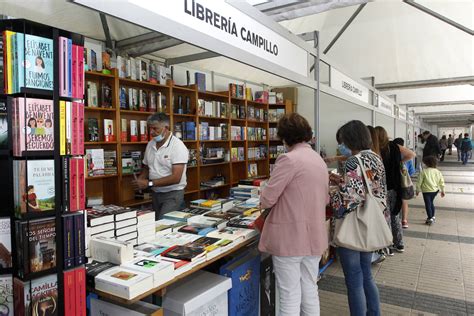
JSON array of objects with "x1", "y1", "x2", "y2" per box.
[{"x1": 89, "y1": 237, "x2": 258, "y2": 306}]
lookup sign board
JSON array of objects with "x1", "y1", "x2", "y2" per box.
[
  {"x1": 72, "y1": 0, "x2": 312, "y2": 86},
  {"x1": 330, "y1": 68, "x2": 370, "y2": 104},
  {"x1": 407, "y1": 112, "x2": 414, "y2": 124},
  {"x1": 398, "y1": 109, "x2": 407, "y2": 120},
  {"x1": 378, "y1": 96, "x2": 394, "y2": 115}
]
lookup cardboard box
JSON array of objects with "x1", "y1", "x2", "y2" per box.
[
  {"x1": 91, "y1": 297, "x2": 163, "y2": 316},
  {"x1": 163, "y1": 271, "x2": 232, "y2": 316}
]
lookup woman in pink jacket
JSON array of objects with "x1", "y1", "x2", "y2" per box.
[{"x1": 259, "y1": 113, "x2": 329, "y2": 316}]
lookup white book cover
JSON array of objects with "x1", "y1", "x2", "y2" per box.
[
  {"x1": 130, "y1": 57, "x2": 137, "y2": 80},
  {"x1": 115, "y1": 217, "x2": 138, "y2": 229},
  {"x1": 90, "y1": 237, "x2": 134, "y2": 264},
  {"x1": 91, "y1": 297, "x2": 162, "y2": 316},
  {"x1": 207, "y1": 227, "x2": 258, "y2": 242},
  {"x1": 137, "y1": 223, "x2": 155, "y2": 235},
  {"x1": 88, "y1": 222, "x2": 114, "y2": 235},
  {"x1": 153, "y1": 232, "x2": 200, "y2": 248},
  {"x1": 116, "y1": 231, "x2": 138, "y2": 241},
  {"x1": 95, "y1": 267, "x2": 153, "y2": 300},
  {"x1": 121, "y1": 257, "x2": 174, "y2": 287},
  {"x1": 187, "y1": 215, "x2": 226, "y2": 229},
  {"x1": 0, "y1": 275, "x2": 13, "y2": 315},
  {"x1": 0, "y1": 219, "x2": 11, "y2": 268},
  {"x1": 137, "y1": 235, "x2": 155, "y2": 245},
  {"x1": 86, "y1": 149, "x2": 104, "y2": 176},
  {"x1": 116, "y1": 224, "x2": 137, "y2": 237}
]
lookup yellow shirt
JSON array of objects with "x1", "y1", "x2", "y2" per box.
[{"x1": 416, "y1": 168, "x2": 445, "y2": 193}]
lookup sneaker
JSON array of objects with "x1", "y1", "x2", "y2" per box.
[
  {"x1": 372, "y1": 253, "x2": 386, "y2": 264},
  {"x1": 432, "y1": 216, "x2": 436, "y2": 222},
  {"x1": 425, "y1": 218, "x2": 431, "y2": 224},
  {"x1": 393, "y1": 245, "x2": 405, "y2": 253},
  {"x1": 402, "y1": 220, "x2": 409, "y2": 229},
  {"x1": 384, "y1": 247, "x2": 395, "y2": 256}
]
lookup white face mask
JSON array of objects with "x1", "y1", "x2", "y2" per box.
[{"x1": 153, "y1": 133, "x2": 164, "y2": 142}]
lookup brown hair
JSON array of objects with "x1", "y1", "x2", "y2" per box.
[
  {"x1": 367, "y1": 126, "x2": 380, "y2": 155},
  {"x1": 277, "y1": 113, "x2": 312, "y2": 147},
  {"x1": 423, "y1": 156, "x2": 438, "y2": 168},
  {"x1": 375, "y1": 126, "x2": 389, "y2": 151}
]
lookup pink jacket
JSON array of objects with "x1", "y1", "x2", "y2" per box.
[{"x1": 258, "y1": 143, "x2": 329, "y2": 256}]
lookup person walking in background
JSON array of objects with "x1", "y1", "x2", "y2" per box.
[
  {"x1": 422, "y1": 131, "x2": 441, "y2": 160},
  {"x1": 416, "y1": 156, "x2": 445, "y2": 225},
  {"x1": 460, "y1": 133, "x2": 473, "y2": 165},
  {"x1": 393, "y1": 138, "x2": 416, "y2": 229},
  {"x1": 259, "y1": 113, "x2": 329, "y2": 316},
  {"x1": 439, "y1": 135, "x2": 448, "y2": 162},
  {"x1": 330, "y1": 120, "x2": 387, "y2": 316},
  {"x1": 454, "y1": 133, "x2": 463, "y2": 161},
  {"x1": 416, "y1": 134, "x2": 425, "y2": 173},
  {"x1": 376, "y1": 126, "x2": 415, "y2": 254},
  {"x1": 447, "y1": 134, "x2": 454, "y2": 155}
]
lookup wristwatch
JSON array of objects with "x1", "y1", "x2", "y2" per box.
[{"x1": 148, "y1": 180, "x2": 153, "y2": 188}]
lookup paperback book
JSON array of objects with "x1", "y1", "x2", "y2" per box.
[
  {"x1": 0, "y1": 218, "x2": 12, "y2": 268},
  {"x1": 18, "y1": 34, "x2": 54, "y2": 91},
  {"x1": 0, "y1": 275, "x2": 13, "y2": 316},
  {"x1": 0, "y1": 101, "x2": 7, "y2": 149},
  {"x1": 13, "y1": 274, "x2": 58, "y2": 316}
]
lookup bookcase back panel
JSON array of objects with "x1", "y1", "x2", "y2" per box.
[
  {"x1": 86, "y1": 177, "x2": 118, "y2": 204},
  {"x1": 231, "y1": 163, "x2": 247, "y2": 184},
  {"x1": 185, "y1": 167, "x2": 199, "y2": 192}
]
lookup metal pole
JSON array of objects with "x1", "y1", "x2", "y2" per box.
[{"x1": 314, "y1": 31, "x2": 320, "y2": 152}]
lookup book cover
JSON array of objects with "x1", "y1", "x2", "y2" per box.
[
  {"x1": 148, "y1": 91, "x2": 157, "y2": 112},
  {"x1": 121, "y1": 257, "x2": 174, "y2": 287},
  {"x1": 14, "y1": 274, "x2": 58, "y2": 316},
  {"x1": 161, "y1": 245, "x2": 205, "y2": 262},
  {"x1": 71, "y1": 102, "x2": 79, "y2": 155},
  {"x1": 16, "y1": 218, "x2": 56, "y2": 276},
  {"x1": 65, "y1": 101, "x2": 72, "y2": 154},
  {"x1": 59, "y1": 37, "x2": 67, "y2": 97},
  {"x1": 71, "y1": 44, "x2": 78, "y2": 98},
  {"x1": 69, "y1": 158, "x2": 77, "y2": 211},
  {"x1": 104, "y1": 150, "x2": 117, "y2": 175},
  {"x1": 119, "y1": 86, "x2": 128, "y2": 109},
  {"x1": 0, "y1": 101, "x2": 7, "y2": 149},
  {"x1": 14, "y1": 159, "x2": 55, "y2": 216},
  {"x1": 14, "y1": 97, "x2": 54, "y2": 155},
  {"x1": 139, "y1": 120, "x2": 147, "y2": 142},
  {"x1": 85, "y1": 149, "x2": 104, "y2": 177},
  {"x1": 78, "y1": 102, "x2": 84, "y2": 154},
  {"x1": 62, "y1": 214, "x2": 75, "y2": 269},
  {"x1": 19, "y1": 34, "x2": 54, "y2": 91},
  {"x1": 77, "y1": 157, "x2": 85, "y2": 210},
  {"x1": 248, "y1": 163, "x2": 258, "y2": 178},
  {"x1": 103, "y1": 119, "x2": 115, "y2": 142},
  {"x1": 74, "y1": 212, "x2": 86, "y2": 266},
  {"x1": 220, "y1": 252, "x2": 260, "y2": 316},
  {"x1": 0, "y1": 275, "x2": 13, "y2": 316},
  {"x1": 63, "y1": 269, "x2": 75, "y2": 316},
  {"x1": 67, "y1": 39, "x2": 72, "y2": 97},
  {"x1": 121, "y1": 118, "x2": 127, "y2": 142},
  {"x1": 78, "y1": 46, "x2": 85, "y2": 99},
  {"x1": 85, "y1": 260, "x2": 116, "y2": 288},
  {"x1": 59, "y1": 101, "x2": 66, "y2": 155},
  {"x1": 130, "y1": 120, "x2": 138, "y2": 142},
  {"x1": 86, "y1": 81, "x2": 98, "y2": 107},
  {"x1": 139, "y1": 90, "x2": 147, "y2": 112},
  {"x1": 194, "y1": 72, "x2": 206, "y2": 92},
  {"x1": 101, "y1": 83, "x2": 112, "y2": 108},
  {"x1": 75, "y1": 267, "x2": 86, "y2": 316},
  {"x1": 0, "y1": 218, "x2": 12, "y2": 268},
  {"x1": 87, "y1": 118, "x2": 98, "y2": 142}
]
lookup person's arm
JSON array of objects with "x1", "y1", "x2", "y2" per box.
[
  {"x1": 260, "y1": 155, "x2": 294, "y2": 209},
  {"x1": 134, "y1": 164, "x2": 185, "y2": 190},
  {"x1": 398, "y1": 145, "x2": 415, "y2": 162},
  {"x1": 416, "y1": 171, "x2": 424, "y2": 195},
  {"x1": 438, "y1": 171, "x2": 445, "y2": 197},
  {"x1": 137, "y1": 164, "x2": 149, "y2": 180},
  {"x1": 324, "y1": 155, "x2": 348, "y2": 164}
]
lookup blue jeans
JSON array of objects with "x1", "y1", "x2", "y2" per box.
[
  {"x1": 422, "y1": 191, "x2": 438, "y2": 219},
  {"x1": 461, "y1": 151, "x2": 470, "y2": 164},
  {"x1": 337, "y1": 247, "x2": 381, "y2": 316}
]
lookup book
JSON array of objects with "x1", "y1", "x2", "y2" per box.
[
  {"x1": 248, "y1": 163, "x2": 258, "y2": 178},
  {"x1": 104, "y1": 150, "x2": 117, "y2": 175},
  {"x1": 153, "y1": 232, "x2": 200, "y2": 248},
  {"x1": 162, "y1": 211, "x2": 195, "y2": 222},
  {"x1": 89, "y1": 237, "x2": 134, "y2": 264},
  {"x1": 13, "y1": 98, "x2": 54, "y2": 156},
  {"x1": 207, "y1": 227, "x2": 258, "y2": 242},
  {"x1": 85, "y1": 260, "x2": 117, "y2": 288},
  {"x1": 75, "y1": 267, "x2": 86, "y2": 316},
  {"x1": 73, "y1": 212, "x2": 86, "y2": 266},
  {"x1": 195, "y1": 72, "x2": 206, "y2": 91},
  {"x1": 0, "y1": 275, "x2": 13, "y2": 316},
  {"x1": 204, "y1": 211, "x2": 238, "y2": 221},
  {"x1": 87, "y1": 118, "x2": 99, "y2": 142},
  {"x1": 103, "y1": 119, "x2": 115, "y2": 142},
  {"x1": 13, "y1": 159, "x2": 55, "y2": 216},
  {"x1": 177, "y1": 225, "x2": 216, "y2": 236},
  {"x1": 0, "y1": 218, "x2": 11, "y2": 269},
  {"x1": 135, "y1": 243, "x2": 169, "y2": 256},
  {"x1": 101, "y1": 83, "x2": 112, "y2": 108},
  {"x1": 139, "y1": 120, "x2": 147, "y2": 141},
  {"x1": 85, "y1": 149, "x2": 104, "y2": 177},
  {"x1": 119, "y1": 86, "x2": 128, "y2": 109},
  {"x1": 62, "y1": 214, "x2": 75, "y2": 269},
  {"x1": 130, "y1": 120, "x2": 138, "y2": 142},
  {"x1": 91, "y1": 298, "x2": 163, "y2": 316},
  {"x1": 63, "y1": 269, "x2": 75, "y2": 316},
  {"x1": 14, "y1": 274, "x2": 58, "y2": 316},
  {"x1": 139, "y1": 90, "x2": 147, "y2": 111},
  {"x1": 121, "y1": 257, "x2": 174, "y2": 287},
  {"x1": 86, "y1": 81, "x2": 98, "y2": 107},
  {"x1": 0, "y1": 101, "x2": 7, "y2": 149},
  {"x1": 161, "y1": 245, "x2": 206, "y2": 262},
  {"x1": 16, "y1": 218, "x2": 56, "y2": 276},
  {"x1": 94, "y1": 267, "x2": 153, "y2": 299},
  {"x1": 121, "y1": 118, "x2": 127, "y2": 142}
]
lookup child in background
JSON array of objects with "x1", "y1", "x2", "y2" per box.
[{"x1": 416, "y1": 156, "x2": 445, "y2": 225}]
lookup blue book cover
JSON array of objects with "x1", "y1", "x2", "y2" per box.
[
  {"x1": 220, "y1": 251, "x2": 260, "y2": 316},
  {"x1": 15, "y1": 33, "x2": 25, "y2": 93},
  {"x1": 12, "y1": 33, "x2": 18, "y2": 93},
  {"x1": 62, "y1": 214, "x2": 75, "y2": 269},
  {"x1": 194, "y1": 72, "x2": 206, "y2": 92},
  {"x1": 185, "y1": 121, "x2": 196, "y2": 140},
  {"x1": 21, "y1": 34, "x2": 54, "y2": 90},
  {"x1": 68, "y1": 39, "x2": 72, "y2": 97}
]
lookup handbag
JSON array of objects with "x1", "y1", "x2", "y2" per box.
[
  {"x1": 333, "y1": 155, "x2": 392, "y2": 252},
  {"x1": 400, "y1": 162, "x2": 415, "y2": 200},
  {"x1": 254, "y1": 208, "x2": 271, "y2": 232}
]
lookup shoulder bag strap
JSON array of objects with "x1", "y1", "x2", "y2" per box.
[{"x1": 354, "y1": 154, "x2": 374, "y2": 198}]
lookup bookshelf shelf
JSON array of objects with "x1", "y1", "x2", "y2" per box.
[
  {"x1": 200, "y1": 184, "x2": 230, "y2": 191},
  {"x1": 15, "y1": 210, "x2": 57, "y2": 221},
  {"x1": 86, "y1": 174, "x2": 118, "y2": 181},
  {"x1": 85, "y1": 141, "x2": 118, "y2": 145},
  {"x1": 198, "y1": 116, "x2": 229, "y2": 122},
  {"x1": 10, "y1": 88, "x2": 54, "y2": 98},
  {"x1": 231, "y1": 139, "x2": 246, "y2": 142},
  {"x1": 198, "y1": 91, "x2": 228, "y2": 98},
  {"x1": 122, "y1": 141, "x2": 148, "y2": 145},
  {"x1": 171, "y1": 85, "x2": 196, "y2": 92},
  {"x1": 200, "y1": 162, "x2": 230, "y2": 167},
  {"x1": 269, "y1": 139, "x2": 282, "y2": 142},
  {"x1": 247, "y1": 100, "x2": 267, "y2": 106},
  {"x1": 183, "y1": 140, "x2": 197, "y2": 143},
  {"x1": 231, "y1": 160, "x2": 246, "y2": 164},
  {"x1": 247, "y1": 140, "x2": 267, "y2": 143},
  {"x1": 247, "y1": 120, "x2": 268, "y2": 124},
  {"x1": 269, "y1": 103, "x2": 286, "y2": 108},
  {"x1": 17, "y1": 267, "x2": 59, "y2": 282},
  {"x1": 85, "y1": 70, "x2": 115, "y2": 78},
  {"x1": 13, "y1": 151, "x2": 55, "y2": 158},
  {"x1": 85, "y1": 106, "x2": 116, "y2": 112},
  {"x1": 185, "y1": 189, "x2": 200, "y2": 195},
  {"x1": 122, "y1": 198, "x2": 152, "y2": 207},
  {"x1": 120, "y1": 110, "x2": 155, "y2": 115},
  {"x1": 231, "y1": 97, "x2": 246, "y2": 102},
  {"x1": 173, "y1": 113, "x2": 196, "y2": 118},
  {"x1": 231, "y1": 118, "x2": 247, "y2": 122},
  {"x1": 248, "y1": 158, "x2": 268, "y2": 162},
  {"x1": 200, "y1": 140, "x2": 229, "y2": 143},
  {"x1": 119, "y1": 78, "x2": 168, "y2": 89}
]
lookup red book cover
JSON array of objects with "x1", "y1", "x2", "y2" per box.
[
  {"x1": 69, "y1": 158, "x2": 78, "y2": 211},
  {"x1": 64, "y1": 269, "x2": 76, "y2": 316},
  {"x1": 72, "y1": 44, "x2": 78, "y2": 99},
  {"x1": 77, "y1": 157, "x2": 85, "y2": 210},
  {"x1": 75, "y1": 267, "x2": 86, "y2": 316},
  {"x1": 78, "y1": 46, "x2": 85, "y2": 99},
  {"x1": 78, "y1": 102, "x2": 84, "y2": 155}
]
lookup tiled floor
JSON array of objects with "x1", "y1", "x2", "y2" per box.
[{"x1": 318, "y1": 151, "x2": 474, "y2": 315}]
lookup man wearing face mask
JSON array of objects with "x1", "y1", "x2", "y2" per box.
[{"x1": 132, "y1": 112, "x2": 189, "y2": 219}]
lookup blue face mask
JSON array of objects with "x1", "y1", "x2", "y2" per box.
[
  {"x1": 338, "y1": 143, "x2": 352, "y2": 157},
  {"x1": 153, "y1": 129, "x2": 166, "y2": 142}
]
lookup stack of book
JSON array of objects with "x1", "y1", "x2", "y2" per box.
[
  {"x1": 199, "y1": 122, "x2": 228, "y2": 141},
  {"x1": 230, "y1": 185, "x2": 260, "y2": 200},
  {"x1": 173, "y1": 121, "x2": 196, "y2": 140},
  {"x1": 201, "y1": 147, "x2": 226, "y2": 164},
  {"x1": 231, "y1": 104, "x2": 246, "y2": 119},
  {"x1": 116, "y1": 56, "x2": 170, "y2": 84},
  {"x1": 200, "y1": 175, "x2": 226, "y2": 188},
  {"x1": 268, "y1": 108, "x2": 286, "y2": 122},
  {"x1": 137, "y1": 210, "x2": 155, "y2": 244},
  {"x1": 231, "y1": 147, "x2": 245, "y2": 161},
  {"x1": 190, "y1": 199, "x2": 222, "y2": 212},
  {"x1": 247, "y1": 106, "x2": 267, "y2": 122},
  {"x1": 269, "y1": 127, "x2": 278, "y2": 140},
  {"x1": 248, "y1": 145, "x2": 268, "y2": 159},
  {"x1": 121, "y1": 151, "x2": 143, "y2": 174},
  {"x1": 255, "y1": 91, "x2": 269, "y2": 103},
  {"x1": 86, "y1": 149, "x2": 117, "y2": 177},
  {"x1": 229, "y1": 83, "x2": 245, "y2": 98},
  {"x1": 269, "y1": 145, "x2": 286, "y2": 159},
  {"x1": 197, "y1": 99, "x2": 228, "y2": 118},
  {"x1": 247, "y1": 127, "x2": 266, "y2": 141}
]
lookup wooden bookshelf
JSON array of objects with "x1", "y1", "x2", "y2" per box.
[{"x1": 84, "y1": 70, "x2": 292, "y2": 207}]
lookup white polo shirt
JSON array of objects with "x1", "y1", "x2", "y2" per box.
[{"x1": 143, "y1": 134, "x2": 188, "y2": 193}]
